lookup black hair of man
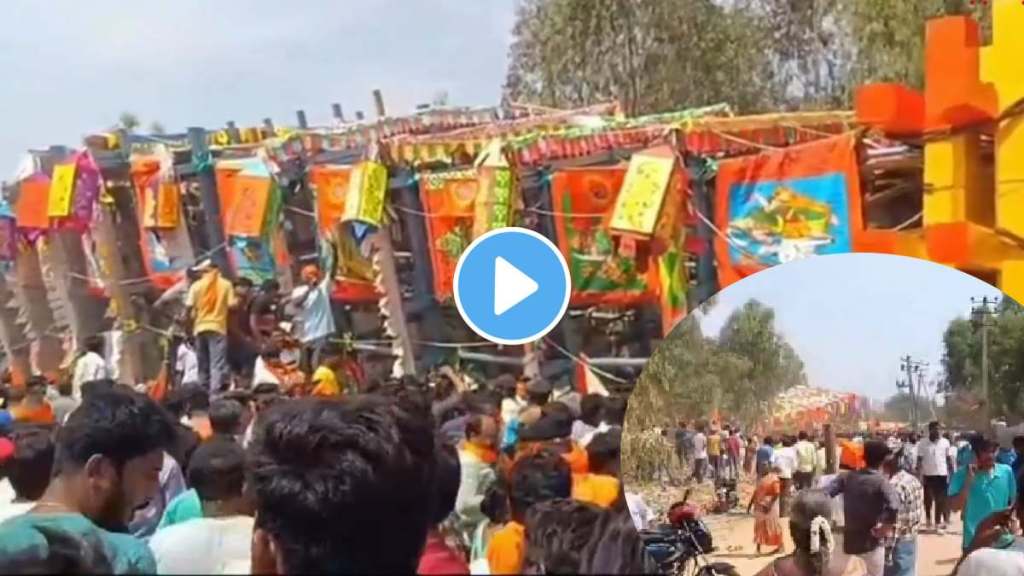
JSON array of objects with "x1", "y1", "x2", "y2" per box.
[
  {"x1": 0, "y1": 524, "x2": 112, "y2": 574},
  {"x1": 464, "y1": 413, "x2": 489, "y2": 442},
  {"x1": 523, "y1": 498, "x2": 603, "y2": 574},
  {"x1": 798, "y1": 431, "x2": 808, "y2": 441},
  {"x1": 764, "y1": 436, "x2": 774, "y2": 446},
  {"x1": 209, "y1": 399, "x2": 244, "y2": 437},
  {"x1": 601, "y1": 396, "x2": 628, "y2": 426},
  {"x1": 587, "y1": 429, "x2": 622, "y2": 477},
  {"x1": 54, "y1": 388, "x2": 175, "y2": 474},
  {"x1": 82, "y1": 335, "x2": 105, "y2": 356},
  {"x1": 1013, "y1": 435, "x2": 1024, "y2": 451},
  {"x1": 260, "y1": 279, "x2": 280, "y2": 293},
  {"x1": 863, "y1": 439, "x2": 891, "y2": 470},
  {"x1": 247, "y1": 395, "x2": 437, "y2": 574},
  {"x1": 578, "y1": 509, "x2": 649, "y2": 574},
  {"x1": 580, "y1": 395, "x2": 604, "y2": 427},
  {"x1": 969, "y1": 434, "x2": 994, "y2": 455},
  {"x1": 481, "y1": 479, "x2": 510, "y2": 525},
  {"x1": 429, "y1": 442, "x2": 461, "y2": 526},
  {"x1": 508, "y1": 451, "x2": 572, "y2": 523},
  {"x1": 7, "y1": 426, "x2": 55, "y2": 501},
  {"x1": 928, "y1": 421, "x2": 940, "y2": 431},
  {"x1": 80, "y1": 379, "x2": 116, "y2": 400},
  {"x1": 25, "y1": 376, "x2": 47, "y2": 395},
  {"x1": 187, "y1": 439, "x2": 246, "y2": 503},
  {"x1": 233, "y1": 277, "x2": 254, "y2": 289},
  {"x1": 541, "y1": 401, "x2": 572, "y2": 420},
  {"x1": 56, "y1": 380, "x2": 73, "y2": 398}
]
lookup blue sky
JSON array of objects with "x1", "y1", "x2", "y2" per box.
[
  {"x1": 697, "y1": 254, "x2": 1004, "y2": 403},
  {"x1": 0, "y1": 0, "x2": 517, "y2": 173}
]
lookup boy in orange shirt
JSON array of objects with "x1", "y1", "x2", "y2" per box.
[{"x1": 487, "y1": 452, "x2": 572, "y2": 574}]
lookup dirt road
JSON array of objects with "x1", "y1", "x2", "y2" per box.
[{"x1": 704, "y1": 513, "x2": 963, "y2": 576}]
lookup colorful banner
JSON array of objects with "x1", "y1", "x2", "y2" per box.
[
  {"x1": 47, "y1": 163, "x2": 77, "y2": 218},
  {"x1": 609, "y1": 149, "x2": 675, "y2": 237},
  {"x1": 420, "y1": 169, "x2": 478, "y2": 300},
  {"x1": 549, "y1": 167, "x2": 659, "y2": 307},
  {"x1": 309, "y1": 165, "x2": 351, "y2": 234},
  {"x1": 224, "y1": 175, "x2": 272, "y2": 238},
  {"x1": 15, "y1": 176, "x2": 50, "y2": 230},
  {"x1": 653, "y1": 169, "x2": 689, "y2": 335},
  {"x1": 132, "y1": 159, "x2": 194, "y2": 288},
  {"x1": 472, "y1": 167, "x2": 513, "y2": 238},
  {"x1": 714, "y1": 133, "x2": 863, "y2": 288},
  {"x1": 344, "y1": 161, "x2": 387, "y2": 227}
]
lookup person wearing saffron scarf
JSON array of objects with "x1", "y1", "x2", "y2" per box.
[
  {"x1": 487, "y1": 452, "x2": 572, "y2": 575},
  {"x1": 455, "y1": 413, "x2": 499, "y2": 544},
  {"x1": 573, "y1": 429, "x2": 623, "y2": 510}
]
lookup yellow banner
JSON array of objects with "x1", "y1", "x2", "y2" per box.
[
  {"x1": 344, "y1": 161, "x2": 388, "y2": 227},
  {"x1": 47, "y1": 163, "x2": 77, "y2": 217},
  {"x1": 609, "y1": 152, "x2": 675, "y2": 236}
]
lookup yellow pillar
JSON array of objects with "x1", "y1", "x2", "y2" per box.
[
  {"x1": 982, "y1": 0, "x2": 1024, "y2": 239},
  {"x1": 923, "y1": 133, "x2": 992, "y2": 226}
]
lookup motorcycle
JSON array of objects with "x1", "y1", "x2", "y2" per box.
[{"x1": 641, "y1": 490, "x2": 739, "y2": 576}]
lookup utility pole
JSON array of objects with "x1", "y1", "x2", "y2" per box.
[
  {"x1": 971, "y1": 296, "x2": 999, "y2": 427},
  {"x1": 898, "y1": 355, "x2": 928, "y2": 430}
]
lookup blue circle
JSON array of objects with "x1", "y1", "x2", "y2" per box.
[{"x1": 454, "y1": 227, "x2": 570, "y2": 345}]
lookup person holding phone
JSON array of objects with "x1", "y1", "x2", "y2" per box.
[
  {"x1": 948, "y1": 435, "x2": 1018, "y2": 554},
  {"x1": 954, "y1": 507, "x2": 1024, "y2": 575}
]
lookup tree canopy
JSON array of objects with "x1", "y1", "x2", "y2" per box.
[
  {"x1": 628, "y1": 298, "x2": 806, "y2": 431},
  {"x1": 941, "y1": 298, "x2": 1024, "y2": 418},
  {"x1": 504, "y1": 0, "x2": 991, "y2": 114}
]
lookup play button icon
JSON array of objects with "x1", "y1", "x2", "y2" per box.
[{"x1": 454, "y1": 227, "x2": 571, "y2": 345}]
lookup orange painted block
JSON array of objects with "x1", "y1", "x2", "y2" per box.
[
  {"x1": 853, "y1": 229, "x2": 927, "y2": 259},
  {"x1": 925, "y1": 222, "x2": 1024, "y2": 268},
  {"x1": 924, "y1": 16, "x2": 997, "y2": 130},
  {"x1": 855, "y1": 84, "x2": 925, "y2": 135}
]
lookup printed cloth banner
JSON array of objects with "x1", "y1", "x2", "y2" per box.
[
  {"x1": 714, "y1": 133, "x2": 862, "y2": 288},
  {"x1": 472, "y1": 167, "x2": 514, "y2": 238},
  {"x1": 309, "y1": 165, "x2": 351, "y2": 234},
  {"x1": 15, "y1": 175, "x2": 51, "y2": 230},
  {"x1": 64, "y1": 151, "x2": 102, "y2": 229},
  {"x1": 224, "y1": 174, "x2": 272, "y2": 238},
  {"x1": 420, "y1": 169, "x2": 478, "y2": 300},
  {"x1": 47, "y1": 162, "x2": 76, "y2": 218},
  {"x1": 609, "y1": 148, "x2": 675, "y2": 237},
  {"x1": 343, "y1": 161, "x2": 387, "y2": 227},
  {"x1": 549, "y1": 167, "x2": 658, "y2": 307},
  {"x1": 653, "y1": 168, "x2": 689, "y2": 335},
  {"x1": 230, "y1": 236, "x2": 277, "y2": 284},
  {"x1": 132, "y1": 158, "x2": 195, "y2": 288}
]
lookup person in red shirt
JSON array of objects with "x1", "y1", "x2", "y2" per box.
[
  {"x1": 418, "y1": 444, "x2": 469, "y2": 575},
  {"x1": 9, "y1": 377, "x2": 54, "y2": 426}
]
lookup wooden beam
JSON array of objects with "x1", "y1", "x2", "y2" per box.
[
  {"x1": 296, "y1": 110, "x2": 309, "y2": 130},
  {"x1": 331, "y1": 103, "x2": 345, "y2": 123},
  {"x1": 225, "y1": 121, "x2": 241, "y2": 144},
  {"x1": 187, "y1": 127, "x2": 232, "y2": 276},
  {"x1": 373, "y1": 90, "x2": 386, "y2": 118}
]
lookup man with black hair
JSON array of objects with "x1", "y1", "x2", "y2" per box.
[
  {"x1": 573, "y1": 429, "x2": 623, "y2": 509},
  {"x1": 882, "y1": 449, "x2": 923, "y2": 576},
  {"x1": 419, "y1": 442, "x2": 470, "y2": 575},
  {"x1": 518, "y1": 378, "x2": 552, "y2": 427},
  {"x1": 72, "y1": 335, "x2": 109, "y2": 400},
  {"x1": 949, "y1": 434, "x2": 1017, "y2": 553},
  {"x1": 825, "y1": 439, "x2": 899, "y2": 576},
  {"x1": 209, "y1": 398, "x2": 246, "y2": 441},
  {"x1": 455, "y1": 410, "x2": 499, "y2": 542},
  {"x1": 522, "y1": 498, "x2": 602, "y2": 574},
  {"x1": 185, "y1": 261, "x2": 237, "y2": 393},
  {"x1": 918, "y1": 420, "x2": 954, "y2": 533},
  {"x1": 572, "y1": 394, "x2": 604, "y2": 445},
  {"x1": 149, "y1": 440, "x2": 254, "y2": 574},
  {"x1": 249, "y1": 279, "x2": 282, "y2": 348},
  {"x1": 0, "y1": 427, "x2": 55, "y2": 523},
  {"x1": 160, "y1": 387, "x2": 201, "y2": 470},
  {"x1": 248, "y1": 396, "x2": 437, "y2": 574},
  {"x1": 227, "y1": 276, "x2": 257, "y2": 383},
  {"x1": 0, "y1": 388, "x2": 175, "y2": 573},
  {"x1": 487, "y1": 451, "x2": 573, "y2": 574}
]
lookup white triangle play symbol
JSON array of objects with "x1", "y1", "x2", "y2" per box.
[{"x1": 494, "y1": 256, "x2": 539, "y2": 316}]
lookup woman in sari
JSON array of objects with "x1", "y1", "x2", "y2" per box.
[
  {"x1": 748, "y1": 464, "x2": 785, "y2": 555},
  {"x1": 754, "y1": 489, "x2": 865, "y2": 576}
]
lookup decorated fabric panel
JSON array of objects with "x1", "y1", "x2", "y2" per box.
[
  {"x1": 15, "y1": 175, "x2": 50, "y2": 231},
  {"x1": 714, "y1": 133, "x2": 862, "y2": 289},
  {"x1": 222, "y1": 174, "x2": 273, "y2": 238},
  {"x1": 309, "y1": 165, "x2": 351, "y2": 234},
  {"x1": 343, "y1": 161, "x2": 387, "y2": 228},
  {"x1": 652, "y1": 168, "x2": 689, "y2": 335},
  {"x1": 229, "y1": 236, "x2": 277, "y2": 284},
  {"x1": 473, "y1": 167, "x2": 514, "y2": 238},
  {"x1": 420, "y1": 169, "x2": 478, "y2": 301},
  {"x1": 549, "y1": 167, "x2": 659, "y2": 307},
  {"x1": 131, "y1": 160, "x2": 195, "y2": 289}
]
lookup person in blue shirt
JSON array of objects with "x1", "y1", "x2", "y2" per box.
[
  {"x1": 948, "y1": 434, "x2": 1018, "y2": 552},
  {"x1": 756, "y1": 436, "x2": 775, "y2": 478}
]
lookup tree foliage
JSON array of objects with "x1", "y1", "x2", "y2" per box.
[
  {"x1": 628, "y1": 298, "x2": 806, "y2": 432},
  {"x1": 941, "y1": 299, "x2": 1024, "y2": 418},
  {"x1": 504, "y1": 0, "x2": 993, "y2": 114}
]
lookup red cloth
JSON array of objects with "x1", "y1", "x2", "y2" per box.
[
  {"x1": 417, "y1": 532, "x2": 469, "y2": 575},
  {"x1": 0, "y1": 437, "x2": 14, "y2": 464}
]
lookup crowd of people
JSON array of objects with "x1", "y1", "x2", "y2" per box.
[
  {"x1": 667, "y1": 417, "x2": 1024, "y2": 576},
  {"x1": 0, "y1": 345, "x2": 659, "y2": 575}
]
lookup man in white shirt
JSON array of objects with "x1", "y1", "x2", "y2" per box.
[
  {"x1": 917, "y1": 420, "x2": 954, "y2": 533},
  {"x1": 148, "y1": 440, "x2": 253, "y2": 574},
  {"x1": 773, "y1": 436, "x2": 798, "y2": 517},
  {"x1": 175, "y1": 340, "x2": 200, "y2": 388},
  {"x1": 691, "y1": 425, "x2": 708, "y2": 484},
  {"x1": 71, "y1": 335, "x2": 109, "y2": 399}
]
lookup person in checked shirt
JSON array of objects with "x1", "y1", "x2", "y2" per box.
[{"x1": 882, "y1": 449, "x2": 923, "y2": 576}]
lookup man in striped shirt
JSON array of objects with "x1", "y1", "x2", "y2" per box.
[{"x1": 883, "y1": 449, "x2": 924, "y2": 576}]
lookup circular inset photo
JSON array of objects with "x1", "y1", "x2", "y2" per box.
[{"x1": 623, "y1": 253, "x2": 1020, "y2": 576}]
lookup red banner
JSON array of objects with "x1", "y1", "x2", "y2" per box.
[
  {"x1": 309, "y1": 165, "x2": 351, "y2": 235},
  {"x1": 420, "y1": 170, "x2": 478, "y2": 301}
]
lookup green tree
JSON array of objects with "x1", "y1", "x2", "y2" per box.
[
  {"x1": 118, "y1": 112, "x2": 140, "y2": 132},
  {"x1": 149, "y1": 122, "x2": 167, "y2": 135}
]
